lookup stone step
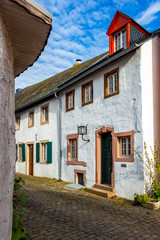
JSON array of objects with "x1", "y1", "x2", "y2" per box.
[
  {"x1": 94, "y1": 184, "x2": 115, "y2": 192},
  {"x1": 88, "y1": 188, "x2": 115, "y2": 198}
]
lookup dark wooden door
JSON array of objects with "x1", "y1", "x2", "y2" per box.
[
  {"x1": 29, "y1": 145, "x2": 33, "y2": 176},
  {"x1": 101, "y1": 132, "x2": 112, "y2": 185}
]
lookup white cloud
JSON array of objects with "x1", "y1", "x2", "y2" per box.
[
  {"x1": 112, "y1": 0, "x2": 137, "y2": 7},
  {"x1": 136, "y1": 1, "x2": 160, "y2": 25}
]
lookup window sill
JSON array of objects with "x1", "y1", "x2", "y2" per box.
[
  {"x1": 28, "y1": 125, "x2": 34, "y2": 128},
  {"x1": 115, "y1": 157, "x2": 134, "y2": 162},
  {"x1": 39, "y1": 162, "x2": 49, "y2": 165},
  {"x1": 67, "y1": 161, "x2": 86, "y2": 167},
  {"x1": 41, "y1": 121, "x2": 49, "y2": 125},
  {"x1": 66, "y1": 107, "x2": 74, "y2": 112},
  {"x1": 104, "y1": 91, "x2": 119, "y2": 99},
  {"x1": 82, "y1": 101, "x2": 93, "y2": 107}
]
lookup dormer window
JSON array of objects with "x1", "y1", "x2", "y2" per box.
[
  {"x1": 114, "y1": 29, "x2": 126, "y2": 51},
  {"x1": 107, "y1": 11, "x2": 149, "y2": 55}
]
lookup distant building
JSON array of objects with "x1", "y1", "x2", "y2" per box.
[{"x1": 15, "y1": 11, "x2": 160, "y2": 200}]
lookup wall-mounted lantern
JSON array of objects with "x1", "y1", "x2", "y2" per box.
[{"x1": 77, "y1": 125, "x2": 90, "y2": 142}]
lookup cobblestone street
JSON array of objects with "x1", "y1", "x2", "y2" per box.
[{"x1": 20, "y1": 174, "x2": 160, "y2": 240}]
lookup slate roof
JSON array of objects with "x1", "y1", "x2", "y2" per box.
[{"x1": 15, "y1": 51, "x2": 108, "y2": 111}]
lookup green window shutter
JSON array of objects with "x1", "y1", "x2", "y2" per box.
[
  {"x1": 47, "y1": 142, "x2": 52, "y2": 164},
  {"x1": 22, "y1": 143, "x2": 26, "y2": 162},
  {"x1": 16, "y1": 144, "x2": 18, "y2": 162},
  {"x1": 36, "y1": 143, "x2": 40, "y2": 163}
]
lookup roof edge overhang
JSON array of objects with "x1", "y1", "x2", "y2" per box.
[
  {"x1": 0, "y1": 0, "x2": 52, "y2": 77},
  {"x1": 107, "y1": 10, "x2": 149, "y2": 36}
]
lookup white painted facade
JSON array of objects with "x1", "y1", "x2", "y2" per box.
[{"x1": 16, "y1": 37, "x2": 156, "y2": 200}]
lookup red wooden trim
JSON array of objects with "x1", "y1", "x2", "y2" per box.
[
  {"x1": 109, "y1": 35, "x2": 114, "y2": 54},
  {"x1": 95, "y1": 126, "x2": 115, "y2": 187},
  {"x1": 115, "y1": 131, "x2": 134, "y2": 162},
  {"x1": 74, "y1": 170, "x2": 86, "y2": 186},
  {"x1": 126, "y1": 23, "x2": 130, "y2": 48},
  {"x1": 67, "y1": 161, "x2": 86, "y2": 167}
]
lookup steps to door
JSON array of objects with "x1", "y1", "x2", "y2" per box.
[{"x1": 88, "y1": 184, "x2": 115, "y2": 198}]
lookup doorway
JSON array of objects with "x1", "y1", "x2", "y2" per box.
[
  {"x1": 28, "y1": 144, "x2": 33, "y2": 176},
  {"x1": 101, "y1": 132, "x2": 112, "y2": 185},
  {"x1": 95, "y1": 126, "x2": 114, "y2": 187}
]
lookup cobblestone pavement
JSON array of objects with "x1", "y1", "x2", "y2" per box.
[{"x1": 20, "y1": 174, "x2": 160, "y2": 240}]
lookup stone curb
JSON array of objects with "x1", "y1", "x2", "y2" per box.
[{"x1": 142, "y1": 201, "x2": 160, "y2": 210}]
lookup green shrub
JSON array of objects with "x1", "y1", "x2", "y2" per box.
[
  {"x1": 12, "y1": 176, "x2": 28, "y2": 240},
  {"x1": 135, "y1": 141, "x2": 160, "y2": 201},
  {"x1": 134, "y1": 193, "x2": 150, "y2": 205}
]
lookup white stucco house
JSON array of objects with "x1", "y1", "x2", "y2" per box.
[{"x1": 15, "y1": 11, "x2": 160, "y2": 200}]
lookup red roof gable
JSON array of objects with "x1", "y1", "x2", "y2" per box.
[{"x1": 107, "y1": 11, "x2": 149, "y2": 36}]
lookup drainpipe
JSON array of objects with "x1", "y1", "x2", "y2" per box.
[{"x1": 55, "y1": 92, "x2": 62, "y2": 180}]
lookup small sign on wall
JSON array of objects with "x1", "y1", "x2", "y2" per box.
[{"x1": 121, "y1": 164, "x2": 127, "y2": 168}]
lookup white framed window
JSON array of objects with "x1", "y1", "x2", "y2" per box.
[
  {"x1": 19, "y1": 144, "x2": 23, "y2": 161},
  {"x1": 66, "y1": 90, "x2": 75, "y2": 112},
  {"x1": 104, "y1": 68, "x2": 119, "y2": 98},
  {"x1": 85, "y1": 84, "x2": 92, "y2": 103},
  {"x1": 28, "y1": 110, "x2": 34, "y2": 127},
  {"x1": 82, "y1": 81, "x2": 93, "y2": 106},
  {"x1": 41, "y1": 104, "x2": 49, "y2": 124},
  {"x1": 15, "y1": 116, "x2": 20, "y2": 130},
  {"x1": 68, "y1": 93, "x2": 73, "y2": 109},
  {"x1": 114, "y1": 29, "x2": 126, "y2": 51},
  {"x1": 42, "y1": 143, "x2": 47, "y2": 162},
  {"x1": 120, "y1": 137, "x2": 131, "y2": 157},
  {"x1": 107, "y1": 72, "x2": 118, "y2": 95},
  {"x1": 70, "y1": 139, "x2": 77, "y2": 161}
]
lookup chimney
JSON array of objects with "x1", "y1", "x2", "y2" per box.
[{"x1": 73, "y1": 59, "x2": 82, "y2": 67}]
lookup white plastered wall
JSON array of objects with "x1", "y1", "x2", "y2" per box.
[
  {"x1": 140, "y1": 39, "x2": 154, "y2": 192},
  {"x1": 60, "y1": 50, "x2": 144, "y2": 199},
  {"x1": 16, "y1": 48, "x2": 148, "y2": 199},
  {"x1": 16, "y1": 98, "x2": 59, "y2": 179}
]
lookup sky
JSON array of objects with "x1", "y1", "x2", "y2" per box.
[{"x1": 15, "y1": 0, "x2": 160, "y2": 90}]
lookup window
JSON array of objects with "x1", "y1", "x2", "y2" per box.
[
  {"x1": 82, "y1": 81, "x2": 93, "y2": 106},
  {"x1": 17, "y1": 143, "x2": 25, "y2": 162},
  {"x1": 28, "y1": 110, "x2": 34, "y2": 127},
  {"x1": 41, "y1": 104, "x2": 49, "y2": 125},
  {"x1": 120, "y1": 137, "x2": 131, "y2": 157},
  {"x1": 66, "y1": 90, "x2": 75, "y2": 112},
  {"x1": 70, "y1": 139, "x2": 77, "y2": 160},
  {"x1": 18, "y1": 144, "x2": 23, "y2": 161},
  {"x1": 42, "y1": 142, "x2": 47, "y2": 162},
  {"x1": 38, "y1": 140, "x2": 52, "y2": 164},
  {"x1": 67, "y1": 134, "x2": 86, "y2": 166},
  {"x1": 104, "y1": 68, "x2": 119, "y2": 98},
  {"x1": 114, "y1": 29, "x2": 126, "y2": 51},
  {"x1": 15, "y1": 116, "x2": 20, "y2": 130},
  {"x1": 74, "y1": 170, "x2": 86, "y2": 186},
  {"x1": 115, "y1": 131, "x2": 134, "y2": 162}
]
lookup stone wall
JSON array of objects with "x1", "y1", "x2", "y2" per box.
[{"x1": 0, "y1": 14, "x2": 15, "y2": 240}]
